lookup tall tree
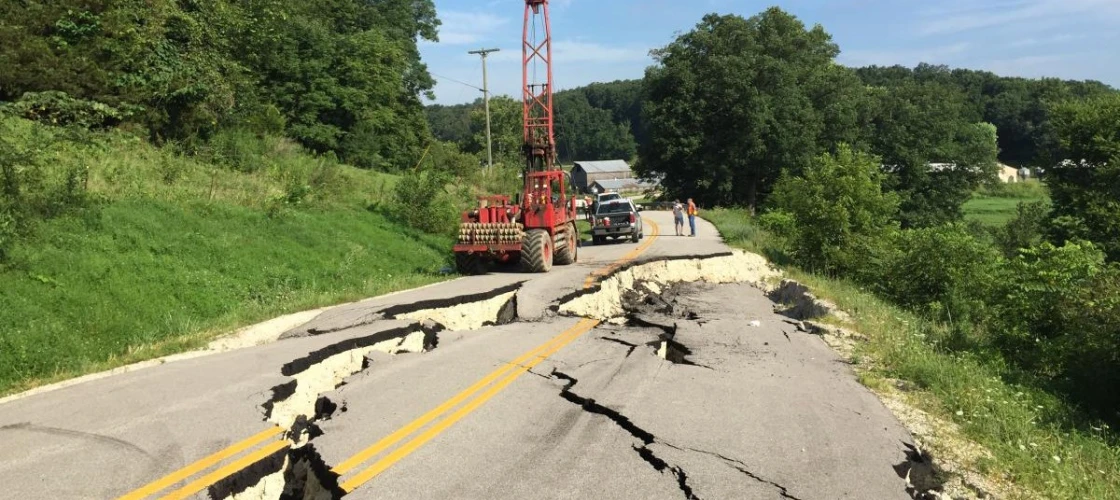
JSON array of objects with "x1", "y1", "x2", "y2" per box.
[
  {"x1": 639, "y1": 8, "x2": 862, "y2": 210},
  {"x1": 555, "y1": 92, "x2": 636, "y2": 163},
  {"x1": 862, "y1": 80, "x2": 999, "y2": 227},
  {"x1": 1046, "y1": 93, "x2": 1120, "y2": 260}
]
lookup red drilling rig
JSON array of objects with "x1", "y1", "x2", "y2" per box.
[{"x1": 453, "y1": 0, "x2": 580, "y2": 275}]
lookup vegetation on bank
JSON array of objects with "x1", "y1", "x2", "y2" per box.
[
  {"x1": 0, "y1": 114, "x2": 458, "y2": 396},
  {"x1": 708, "y1": 208, "x2": 1120, "y2": 499}
]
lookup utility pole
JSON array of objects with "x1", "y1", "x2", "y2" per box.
[{"x1": 468, "y1": 48, "x2": 500, "y2": 171}]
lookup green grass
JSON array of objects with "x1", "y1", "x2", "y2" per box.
[
  {"x1": 576, "y1": 219, "x2": 592, "y2": 242},
  {"x1": 964, "y1": 180, "x2": 1050, "y2": 227},
  {"x1": 707, "y1": 208, "x2": 1120, "y2": 500},
  {"x1": 0, "y1": 116, "x2": 454, "y2": 396}
]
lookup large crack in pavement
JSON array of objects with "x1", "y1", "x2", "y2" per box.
[
  {"x1": 212, "y1": 322, "x2": 443, "y2": 500},
  {"x1": 283, "y1": 283, "x2": 523, "y2": 338},
  {"x1": 549, "y1": 369, "x2": 800, "y2": 500},
  {"x1": 212, "y1": 251, "x2": 783, "y2": 499}
]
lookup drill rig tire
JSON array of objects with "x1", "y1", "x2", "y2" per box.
[
  {"x1": 520, "y1": 229, "x2": 554, "y2": 273},
  {"x1": 554, "y1": 223, "x2": 577, "y2": 265},
  {"x1": 455, "y1": 253, "x2": 486, "y2": 276}
]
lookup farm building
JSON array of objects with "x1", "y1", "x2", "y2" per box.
[
  {"x1": 571, "y1": 160, "x2": 632, "y2": 194},
  {"x1": 589, "y1": 178, "x2": 660, "y2": 197}
]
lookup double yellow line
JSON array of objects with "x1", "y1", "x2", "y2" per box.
[
  {"x1": 336, "y1": 219, "x2": 659, "y2": 493},
  {"x1": 118, "y1": 426, "x2": 288, "y2": 499},
  {"x1": 334, "y1": 318, "x2": 599, "y2": 491},
  {"x1": 583, "y1": 218, "x2": 661, "y2": 288},
  {"x1": 119, "y1": 218, "x2": 660, "y2": 499}
]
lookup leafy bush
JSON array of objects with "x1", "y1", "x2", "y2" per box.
[
  {"x1": 995, "y1": 201, "x2": 1048, "y2": 257},
  {"x1": 874, "y1": 223, "x2": 1003, "y2": 325},
  {"x1": 0, "y1": 119, "x2": 93, "y2": 260},
  {"x1": 991, "y1": 241, "x2": 1107, "y2": 370},
  {"x1": 388, "y1": 170, "x2": 458, "y2": 235},
  {"x1": 3, "y1": 91, "x2": 126, "y2": 129},
  {"x1": 770, "y1": 144, "x2": 900, "y2": 275}
]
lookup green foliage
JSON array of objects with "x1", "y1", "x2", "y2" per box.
[
  {"x1": 0, "y1": 119, "x2": 93, "y2": 260},
  {"x1": 709, "y1": 211, "x2": 1120, "y2": 498},
  {"x1": 388, "y1": 170, "x2": 458, "y2": 235},
  {"x1": 992, "y1": 242, "x2": 1107, "y2": 370},
  {"x1": 855, "y1": 64, "x2": 1116, "y2": 167},
  {"x1": 555, "y1": 91, "x2": 636, "y2": 162},
  {"x1": 3, "y1": 91, "x2": 127, "y2": 129},
  {"x1": 994, "y1": 201, "x2": 1049, "y2": 257},
  {"x1": 0, "y1": 200, "x2": 450, "y2": 395},
  {"x1": 426, "y1": 102, "x2": 475, "y2": 147},
  {"x1": 874, "y1": 224, "x2": 1003, "y2": 325},
  {"x1": 864, "y1": 78, "x2": 1000, "y2": 227},
  {"x1": 0, "y1": 0, "x2": 440, "y2": 169},
  {"x1": 769, "y1": 145, "x2": 900, "y2": 274},
  {"x1": 974, "y1": 178, "x2": 1049, "y2": 199},
  {"x1": 640, "y1": 8, "x2": 864, "y2": 209},
  {"x1": 1046, "y1": 94, "x2": 1120, "y2": 260},
  {"x1": 0, "y1": 114, "x2": 455, "y2": 395},
  {"x1": 466, "y1": 96, "x2": 523, "y2": 168}
]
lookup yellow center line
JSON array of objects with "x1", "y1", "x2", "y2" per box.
[
  {"x1": 337, "y1": 217, "x2": 662, "y2": 494},
  {"x1": 117, "y1": 426, "x2": 285, "y2": 500},
  {"x1": 339, "y1": 319, "x2": 600, "y2": 493},
  {"x1": 330, "y1": 322, "x2": 590, "y2": 475},
  {"x1": 161, "y1": 439, "x2": 292, "y2": 500},
  {"x1": 117, "y1": 216, "x2": 663, "y2": 499},
  {"x1": 583, "y1": 217, "x2": 660, "y2": 289}
]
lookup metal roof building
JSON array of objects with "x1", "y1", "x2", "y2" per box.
[
  {"x1": 571, "y1": 160, "x2": 633, "y2": 194},
  {"x1": 589, "y1": 178, "x2": 660, "y2": 196}
]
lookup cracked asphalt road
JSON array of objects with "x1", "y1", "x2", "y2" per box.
[{"x1": 0, "y1": 212, "x2": 917, "y2": 499}]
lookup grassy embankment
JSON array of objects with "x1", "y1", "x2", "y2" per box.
[
  {"x1": 707, "y1": 208, "x2": 1120, "y2": 500},
  {"x1": 963, "y1": 180, "x2": 1050, "y2": 226},
  {"x1": 0, "y1": 116, "x2": 454, "y2": 396}
]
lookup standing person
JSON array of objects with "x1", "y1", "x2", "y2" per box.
[
  {"x1": 672, "y1": 200, "x2": 685, "y2": 236},
  {"x1": 687, "y1": 198, "x2": 698, "y2": 237}
]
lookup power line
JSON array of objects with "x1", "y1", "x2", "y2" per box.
[{"x1": 430, "y1": 72, "x2": 484, "y2": 93}]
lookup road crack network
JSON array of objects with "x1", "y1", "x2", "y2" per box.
[{"x1": 549, "y1": 369, "x2": 799, "y2": 500}]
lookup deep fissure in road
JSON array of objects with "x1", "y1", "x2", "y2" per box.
[
  {"x1": 550, "y1": 363, "x2": 804, "y2": 500},
  {"x1": 215, "y1": 252, "x2": 780, "y2": 499},
  {"x1": 549, "y1": 369, "x2": 700, "y2": 499}
]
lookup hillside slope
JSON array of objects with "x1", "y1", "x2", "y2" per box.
[{"x1": 0, "y1": 116, "x2": 452, "y2": 395}]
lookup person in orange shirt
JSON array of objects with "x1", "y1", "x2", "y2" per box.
[{"x1": 687, "y1": 198, "x2": 698, "y2": 237}]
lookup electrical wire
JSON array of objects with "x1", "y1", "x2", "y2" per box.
[{"x1": 431, "y1": 72, "x2": 484, "y2": 92}]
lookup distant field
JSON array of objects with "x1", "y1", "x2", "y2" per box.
[{"x1": 963, "y1": 180, "x2": 1050, "y2": 226}]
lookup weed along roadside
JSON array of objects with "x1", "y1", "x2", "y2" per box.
[
  {"x1": 707, "y1": 209, "x2": 1120, "y2": 499},
  {"x1": 0, "y1": 114, "x2": 458, "y2": 398}
]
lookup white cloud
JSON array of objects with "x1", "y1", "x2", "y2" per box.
[
  {"x1": 917, "y1": 0, "x2": 1120, "y2": 36},
  {"x1": 431, "y1": 11, "x2": 510, "y2": 46}
]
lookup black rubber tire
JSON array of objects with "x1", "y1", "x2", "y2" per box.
[
  {"x1": 520, "y1": 229, "x2": 553, "y2": 273},
  {"x1": 592, "y1": 235, "x2": 603, "y2": 246},
  {"x1": 455, "y1": 253, "x2": 486, "y2": 275},
  {"x1": 631, "y1": 229, "x2": 640, "y2": 243},
  {"x1": 554, "y1": 224, "x2": 577, "y2": 265}
]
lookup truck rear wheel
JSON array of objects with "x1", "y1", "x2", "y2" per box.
[
  {"x1": 455, "y1": 253, "x2": 486, "y2": 275},
  {"x1": 521, "y1": 229, "x2": 553, "y2": 273},
  {"x1": 554, "y1": 224, "x2": 577, "y2": 265}
]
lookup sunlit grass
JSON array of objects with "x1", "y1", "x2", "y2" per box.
[{"x1": 708, "y1": 208, "x2": 1120, "y2": 500}]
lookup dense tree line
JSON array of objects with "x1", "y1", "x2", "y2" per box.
[
  {"x1": 0, "y1": 0, "x2": 440, "y2": 171},
  {"x1": 425, "y1": 82, "x2": 641, "y2": 165}
]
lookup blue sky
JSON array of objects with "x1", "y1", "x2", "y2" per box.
[{"x1": 420, "y1": 0, "x2": 1120, "y2": 105}]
